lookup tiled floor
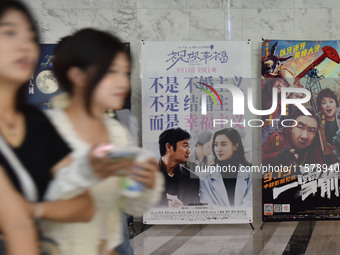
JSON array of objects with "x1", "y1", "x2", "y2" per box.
[{"x1": 130, "y1": 221, "x2": 340, "y2": 255}]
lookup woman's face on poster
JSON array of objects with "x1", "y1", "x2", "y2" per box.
[
  {"x1": 214, "y1": 134, "x2": 237, "y2": 161},
  {"x1": 202, "y1": 141, "x2": 211, "y2": 157},
  {"x1": 321, "y1": 96, "x2": 337, "y2": 120}
]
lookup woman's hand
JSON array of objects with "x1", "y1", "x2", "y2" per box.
[
  {"x1": 168, "y1": 197, "x2": 184, "y2": 207},
  {"x1": 23, "y1": 202, "x2": 44, "y2": 220},
  {"x1": 90, "y1": 155, "x2": 134, "y2": 179},
  {"x1": 89, "y1": 145, "x2": 134, "y2": 178},
  {"x1": 130, "y1": 157, "x2": 159, "y2": 189},
  {"x1": 24, "y1": 191, "x2": 95, "y2": 223}
]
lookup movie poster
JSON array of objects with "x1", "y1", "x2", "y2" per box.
[
  {"x1": 27, "y1": 43, "x2": 131, "y2": 109},
  {"x1": 262, "y1": 40, "x2": 340, "y2": 221},
  {"x1": 27, "y1": 44, "x2": 60, "y2": 108},
  {"x1": 141, "y1": 41, "x2": 253, "y2": 224}
]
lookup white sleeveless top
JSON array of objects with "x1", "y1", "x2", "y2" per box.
[{"x1": 40, "y1": 108, "x2": 163, "y2": 255}]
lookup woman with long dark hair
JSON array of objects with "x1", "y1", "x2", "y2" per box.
[
  {"x1": 200, "y1": 128, "x2": 252, "y2": 207},
  {"x1": 41, "y1": 28, "x2": 163, "y2": 255},
  {"x1": 0, "y1": 1, "x2": 133, "y2": 254}
]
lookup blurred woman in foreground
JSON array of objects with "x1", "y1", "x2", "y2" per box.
[
  {"x1": 0, "y1": 1, "x2": 132, "y2": 254},
  {"x1": 42, "y1": 28, "x2": 163, "y2": 255}
]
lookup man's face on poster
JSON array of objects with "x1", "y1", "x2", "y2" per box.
[
  {"x1": 290, "y1": 92, "x2": 305, "y2": 100},
  {"x1": 290, "y1": 115, "x2": 318, "y2": 150},
  {"x1": 171, "y1": 139, "x2": 190, "y2": 163},
  {"x1": 272, "y1": 78, "x2": 289, "y2": 94}
]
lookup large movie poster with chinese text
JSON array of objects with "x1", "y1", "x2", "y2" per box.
[
  {"x1": 27, "y1": 44, "x2": 60, "y2": 109},
  {"x1": 142, "y1": 41, "x2": 252, "y2": 224},
  {"x1": 262, "y1": 40, "x2": 340, "y2": 221}
]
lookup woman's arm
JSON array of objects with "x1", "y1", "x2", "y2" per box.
[
  {"x1": 45, "y1": 153, "x2": 134, "y2": 201},
  {"x1": 27, "y1": 190, "x2": 95, "y2": 223},
  {"x1": 38, "y1": 153, "x2": 133, "y2": 223},
  {"x1": 0, "y1": 166, "x2": 38, "y2": 255}
]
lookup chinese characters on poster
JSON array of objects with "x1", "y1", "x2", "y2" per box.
[
  {"x1": 141, "y1": 41, "x2": 252, "y2": 224},
  {"x1": 262, "y1": 40, "x2": 340, "y2": 221}
]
